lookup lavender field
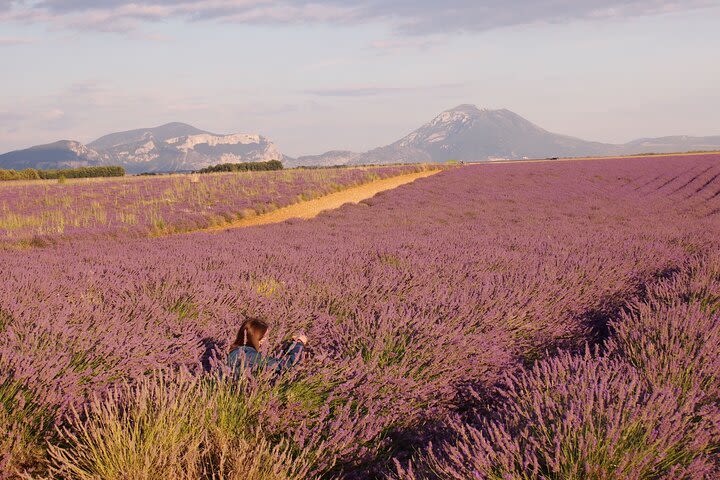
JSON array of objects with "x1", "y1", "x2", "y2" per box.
[
  {"x1": 1, "y1": 154, "x2": 720, "y2": 479},
  {"x1": 0, "y1": 165, "x2": 427, "y2": 246}
]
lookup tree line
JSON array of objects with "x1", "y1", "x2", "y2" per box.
[
  {"x1": 0, "y1": 166, "x2": 125, "y2": 181},
  {"x1": 196, "y1": 159, "x2": 283, "y2": 174}
]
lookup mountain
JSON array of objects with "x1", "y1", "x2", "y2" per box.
[
  {"x1": 3, "y1": 109, "x2": 719, "y2": 172},
  {"x1": 88, "y1": 123, "x2": 284, "y2": 173},
  {"x1": 289, "y1": 151, "x2": 361, "y2": 168},
  {"x1": 87, "y1": 122, "x2": 208, "y2": 151},
  {"x1": 296, "y1": 105, "x2": 718, "y2": 165},
  {"x1": 349, "y1": 105, "x2": 622, "y2": 164},
  {"x1": 0, "y1": 123, "x2": 286, "y2": 174},
  {"x1": 0, "y1": 140, "x2": 102, "y2": 171},
  {"x1": 622, "y1": 135, "x2": 720, "y2": 155}
]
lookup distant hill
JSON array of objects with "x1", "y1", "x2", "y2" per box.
[
  {"x1": 0, "y1": 140, "x2": 102, "y2": 170},
  {"x1": 0, "y1": 123, "x2": 286, "y2": 174},
  {"x1": 2, "y1": 109, "x2": 719, "y2": 172},
  {"x1": 289, "y1": 150, "x2": 361, "y2": 168},
  {"x1": 622, "y1": 135, "x2": 720, "y2": 155}
]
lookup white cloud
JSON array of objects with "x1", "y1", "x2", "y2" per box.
[
  {"x1": 304, "y1": 83, "x2": 466, "y2": 97},
  {"x1": 0, "y1": 36, "x2": 35, "y2": 46},
  {"x1": 368, "y1": 36, "x2": 446, "y2": 53},
  {"x1": 41, "y1": 108, "x2": 65, "y2": 120},
  {"x1": 2, "y1": 1, "x2": 716, "y2": 35}
]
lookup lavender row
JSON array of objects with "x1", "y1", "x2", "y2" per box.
[{"x1": 398, "y1": 248, "x2": 720, "y2": 479}]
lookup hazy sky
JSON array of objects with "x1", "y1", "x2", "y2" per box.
[{"x1": 1, "y1": 1, "x2": 719, "y2": 156}]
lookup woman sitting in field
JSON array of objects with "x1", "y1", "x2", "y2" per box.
[{"x1": 227, "y1": 317, "x2": 306, "y2": 377}]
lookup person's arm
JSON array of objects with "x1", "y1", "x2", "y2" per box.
[
  {"x1": 262, "y1": 354, "x2": 283, "y2": 371},
  {"x1": 265, "y1": 339, "x2": 305, "y2": 373},
  {"x1": 282, "y1": 340, "x2": 305, "y2": 368}
]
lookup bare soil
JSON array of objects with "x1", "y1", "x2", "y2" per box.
[{"x1": 201, "y1": 169, "x2": 440, "y2": 232}]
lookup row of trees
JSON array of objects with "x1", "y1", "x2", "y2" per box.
[
  {"x1": 0, "y1": 166, "x2": 125, "y2": 181},
  {"x1": 197, "y1": 159, "x2": 283, "y2": 174},
  {"x1": 0, "y1": 169, "x2": 39, "y2": 181}
]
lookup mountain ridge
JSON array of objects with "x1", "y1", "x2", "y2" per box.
[
  {"x1": 2, "y1": 107, "x2": 719, "y2": 172},
  {"x1": 0, "y1": 123, "x2": 286, "y2": 174},
  {"x1": 345, "y1": 105, "x2": 719, "y2": 165},
  {"x1": 88, "y1": 122, "x2": 211, "y2": 150}
]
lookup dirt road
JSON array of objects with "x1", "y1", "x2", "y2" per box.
[{"x1": 202, "y1": 169, "x2": 441, "y2": 232}]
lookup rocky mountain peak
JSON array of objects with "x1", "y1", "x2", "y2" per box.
[{"x1": 3, "y1": 107, "x2": 720, "y2": 172}]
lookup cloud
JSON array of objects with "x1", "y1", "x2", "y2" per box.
[
  {"x1": 304, "y1": 83, "x2": 465, "y2": 97},
  {"x1": 366, "y1": 0, "x2": 718, "y2": 35},
  {"x1": 66, "y1": 81, "x2": 103, "y2": 95},
  {"x1": 1, "y1": 1, "x2": 716, "y2": 35},
  {"x1": 0, "y1": 106, "x2": 71, "y2": 148},
  {"x1": 0, "y1": 110, "x2": 27, "y2": 126},
  {"x1": 40, "y1": 108, "x2": 65, "y2": 120},
  {"x1": 0, "y1": 36, "x2": 35, "y2": 46},
  {"x1": 368, "y1": 36, "x2": 446, "y2": 53}
]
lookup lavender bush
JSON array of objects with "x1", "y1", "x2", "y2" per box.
[
  {"x1": 397, "y1": 351, "x2": 719, "y2": 479},
  {"x1": 0, "y1": 153, "x2": 719, "y2": 478}
]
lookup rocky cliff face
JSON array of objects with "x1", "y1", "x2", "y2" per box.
[
  {"x1": 1, "y1": 123, "x2": 286, "y2": 174},
  {"x1": 89, "y1": 125, "x2": 285, "y2": 173}
]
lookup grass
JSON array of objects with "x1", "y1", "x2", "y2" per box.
[
  {"x1": 0, "y1": 375, "x2": 56, "y2": 478},
  {"x1": 47, "y1": 371, "x2": 319, "y2": 480},
  {"x1": 167, "y1": 296, "x2": 200, "y2": 321}
]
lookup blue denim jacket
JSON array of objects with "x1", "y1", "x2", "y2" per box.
[{"x1": 227, "y1": 341, "x2": 304, "y2": 377}]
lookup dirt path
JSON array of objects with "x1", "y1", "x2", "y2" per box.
[{"x1": 201, "y1": 169, "x2": 440, "y2": 233}]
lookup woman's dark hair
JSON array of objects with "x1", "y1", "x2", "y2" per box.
[{"x1": 229, "y1": 317, "x2": 269, "y2": 352}]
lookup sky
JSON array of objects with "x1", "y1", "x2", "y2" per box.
[{"x1": 1, "y1": 1, "x2": 719, "y2": 157}]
